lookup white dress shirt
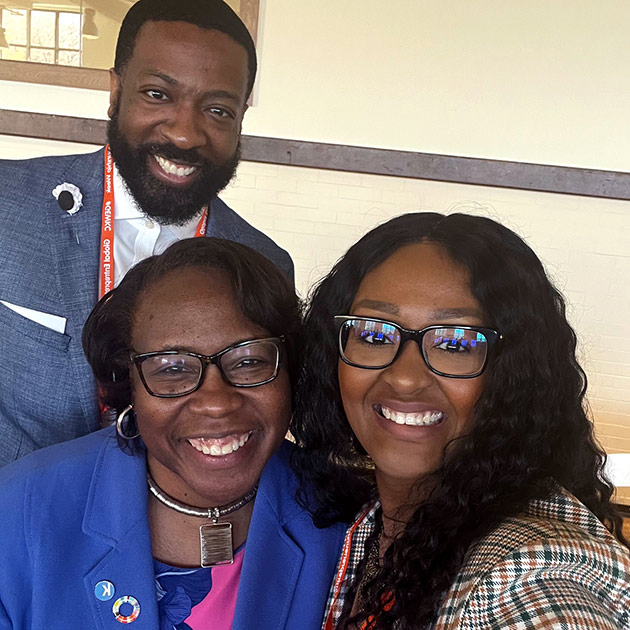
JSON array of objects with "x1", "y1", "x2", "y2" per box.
[{"x1": 113, "y1": 165, "x2": 203, "y2": 287}]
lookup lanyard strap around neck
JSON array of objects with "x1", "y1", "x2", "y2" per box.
[
  {"x1": 324, "y1": 503, "x2": 374, "y2": 630},
  {"x1": 98, "y1": 145, "x2": 209, "y2": 299}
]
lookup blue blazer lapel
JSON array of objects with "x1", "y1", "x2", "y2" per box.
[
  {"x1": 235, "y1": 512, "x2": 305, "y2": 630},
  {"x1": 81, "y1": 436, "x2": 160, "y2": 629},
  {"x1": 83, "y1": 519, "x2": 159, "y2": 629},
  {"x1": 45, "y1": 148, "x2": 104, "y2": 428},
  {"x1": 234, "y1": 444, "x2": 346, "y2": 630}
]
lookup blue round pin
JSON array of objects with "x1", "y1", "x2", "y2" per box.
[{"x1": 95, "y1": 580, "x2": 115, "y2": 601}]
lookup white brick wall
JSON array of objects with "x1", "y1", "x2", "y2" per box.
[{"x1": 221, "y1": 161, "x2": 630, "y2": 501}]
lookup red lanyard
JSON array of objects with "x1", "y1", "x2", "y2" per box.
[
  {"x1": 325, "y1": 503, "x2": 395, "y2": 630},
  {"x1": 324, "y1": 504, "x2": 374, "y2": 630},
  {"x1": 98, "y1": 145, "x2": 208, "y2": 298}
]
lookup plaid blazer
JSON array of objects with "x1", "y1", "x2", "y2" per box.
[
  {"x1": 435, "y1": 490, "x2": 630, "y2": 629},
  {"x1": 324, "y1": 490, "x2": 630, "y2": 629}
]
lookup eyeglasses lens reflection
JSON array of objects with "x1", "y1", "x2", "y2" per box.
[
  {"x1": 137, "y1": 339, "x2": 281, "y2": 396},
  {"x1": 340, "y1": 318, "x2": 490, "y2": 377}
]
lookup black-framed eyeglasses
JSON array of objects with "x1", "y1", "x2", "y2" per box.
[
  {"x1": 334, "y1": 316, "x2": 501, "y2": 379},
  {"x1": 131, "y1": 337, "x2": 285, "y2": 398}
]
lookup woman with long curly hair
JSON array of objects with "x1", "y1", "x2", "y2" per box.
[{"x1": 291, "y1": 212, "x2": 630, "y2": 630}]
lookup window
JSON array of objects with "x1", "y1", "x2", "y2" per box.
[{"x1": 1, "y1": 8, "x2": 81, "y2": 66}]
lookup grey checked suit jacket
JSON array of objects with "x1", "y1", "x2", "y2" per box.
[{"x1": 0, "y1": 148, "x2": 293, "y2": 466}]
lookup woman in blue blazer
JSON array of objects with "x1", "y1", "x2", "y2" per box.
[{"x1": 0, "y1": 238, "x2": 345, "y2": 630}]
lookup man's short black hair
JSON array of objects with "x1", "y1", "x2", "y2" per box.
[{"x1": 114, "y1": 0, "x2": 257, "y2": 97}]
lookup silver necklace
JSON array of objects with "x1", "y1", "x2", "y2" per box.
[{"x1": 147, "y1": 473, "x2": 257, "y2": 567}]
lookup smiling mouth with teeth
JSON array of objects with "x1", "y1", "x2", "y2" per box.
[
  {"x1": 187, "y1": 432, "x2": 253, "y2": 457},
  {"x1": 154, "y1": 154, "x2": 199, "y2": 178},
  {"x1": 378, "y1": 405, "x2": 444, "y2": 427}
]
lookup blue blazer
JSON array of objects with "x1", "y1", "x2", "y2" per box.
[
  {"x1": 0, "y1": 427, "x2": 344, "y2": 629},
  {"x1": 0, "y1": 149, "x2": 293, "y2": 465}
]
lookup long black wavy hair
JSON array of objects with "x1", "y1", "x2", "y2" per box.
[
  {"x1": 291, "y1": 212, "x2": 627, "y2": 629},
  {"x1": 83, "y1": 237, "x2": 302, "y2": 450}
]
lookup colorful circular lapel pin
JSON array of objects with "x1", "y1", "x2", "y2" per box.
[
  {"x1": 112, "y1": 596, "x2": 140, "y2": 624},
  {"x1": 95, "y1": 580, "x2": 115, "y2": 601}
]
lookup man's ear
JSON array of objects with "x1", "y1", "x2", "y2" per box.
[{"x1": 108, "y1": 68, "x2": 121, "y2": 119}]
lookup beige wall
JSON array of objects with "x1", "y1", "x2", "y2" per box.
[
  {"x1": 249, "y1": 0, "x2": 630, "y2": 171},
  {"x1": 0, "y1": 2, "x2": 628, "y2": 496},
  {"x1": 2, "y1": 1, "x2": 630, "y2": 168}
]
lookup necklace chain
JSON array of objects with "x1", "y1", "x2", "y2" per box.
[{"x1": 147, "y1": 473, "x2": 257, "y2": 522}]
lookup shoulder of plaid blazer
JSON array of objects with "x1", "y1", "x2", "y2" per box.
[{"x1": 434, "y1": 489, "x2": 630, "y2": 630}]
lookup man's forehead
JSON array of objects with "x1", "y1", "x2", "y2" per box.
[
  {"x1": 117, "y1": 21, "x2": 248, "y2": 94},
  {"x1": 131, "y1": 20, "x2": 245, "y2": 59}
]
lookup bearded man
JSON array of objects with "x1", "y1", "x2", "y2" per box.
[{"x1": 0, "y1": 0, "x2": 293, "y2": 466}]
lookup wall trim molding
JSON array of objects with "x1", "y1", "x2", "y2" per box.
[{"x1": 1, "y1": 109, "x2": 629, "y2": 201}]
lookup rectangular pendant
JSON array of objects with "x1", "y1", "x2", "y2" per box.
[{"x1": 200, "y1": 522, "x2": 234, "y2": 567}]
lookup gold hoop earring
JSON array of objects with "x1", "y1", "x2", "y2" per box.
[{"x1": 116, "y1": 404, "x2": 139, "y2": 440}]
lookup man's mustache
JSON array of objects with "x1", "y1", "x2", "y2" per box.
[{"x1": 138, "y1": 143, "x2": 206, "y2": 168}]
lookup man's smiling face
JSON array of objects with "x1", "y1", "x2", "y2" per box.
[{"x1": 107, "y1": 20, "x2": 249, "y2": 225}]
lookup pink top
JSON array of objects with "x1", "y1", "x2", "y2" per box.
[
  {"x1": 186, "y1": 547, "x2": 245, "y2": 629},
  {"x1": 154, "y1": 546, "x2": 245, "y2": 630}
]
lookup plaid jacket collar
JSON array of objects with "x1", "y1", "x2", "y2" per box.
[{"x1": 322, "y1": 501, "x2": 380, "y2": 629}]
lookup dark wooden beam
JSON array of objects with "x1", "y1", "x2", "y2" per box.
[
  {"x1": 1, "y1": 109, "x2": 629, "y2": 201},
  {"x1": 0, "y1": 61, "x2": 109, "y2": 91},
  {"x1": 0, "y1": 110, "x2": 107, "y2": 145},
  {"x1": 242, "y1": 137, "x2": 630, "y2": 201}
]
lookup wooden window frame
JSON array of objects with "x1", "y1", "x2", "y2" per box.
[{"x1": 2, "y1": 8, "x2": 83, "y2": 67}]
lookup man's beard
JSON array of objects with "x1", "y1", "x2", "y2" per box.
[{"x1": 107, "y1": 113, "x2": 240, "y2": 226}]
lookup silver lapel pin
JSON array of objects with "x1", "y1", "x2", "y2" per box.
[{"x1": 52, "y1": 182, "x2": 83, "y2": 216}]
